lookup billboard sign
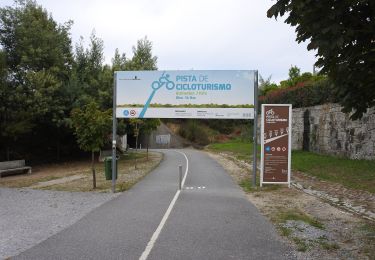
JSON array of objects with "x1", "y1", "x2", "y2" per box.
[
  {"x1": 260, "y1": 104, "x2": 292, "y2": 187},
  {"x1": 115, "y1": 70, "x2": 255, "y2": 119}
]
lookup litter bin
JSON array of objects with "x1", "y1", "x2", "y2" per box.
[{"x1": 104, "y1": 156, "x2": 118, "y2": 180}]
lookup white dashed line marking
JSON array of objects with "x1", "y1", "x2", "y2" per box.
[{"x1": 185, "y1": 186, "x2": 206, "y2": 190}]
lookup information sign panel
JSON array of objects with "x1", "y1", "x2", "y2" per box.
[
  {"x1": 261, "y1": 104, "x2": 292, "y2": 186},
  {"x1": 115, "y1": 70, "x2": 255, "y2": 119}
]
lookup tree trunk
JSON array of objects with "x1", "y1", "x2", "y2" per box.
[
  {"x1": 56, "y1": 139, "x2": 61, "y2": 161},
  {"x1": 92, "y1": 151, "x2": 96, "y2": 189},
  {"x1": 135, "y1": 123, "x2": 138, "y2": 169},
  {"x1": 6, "y1": 146, "x2": 10, "y2": 161},
  {"x1": 146, "y1": 138, "x2": 149, "y2": 161}
]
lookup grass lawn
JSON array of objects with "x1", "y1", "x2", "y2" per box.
[
  {"x1": 207, "y1": 139, "x2": 375, "y2": 194},
  {"x1": 208, "y1": 139, "x2": 260, "y2": 162},
  {"x1": 292, "y1": 150, "x2": 375, "y2": 193}
]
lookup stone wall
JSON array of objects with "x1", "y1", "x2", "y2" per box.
[{"x1": 291, "y1": 103, "x2": 375, "y2": 160}]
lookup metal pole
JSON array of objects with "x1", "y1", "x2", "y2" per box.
[
  {"x1": 112, "y1": 72, "x2": 117, "y2": 193},
  {"x1": 252, "y1": 71, "x2": 258, "y2": 187},
  {"x1": 179, "y1": 165, "x2": 182, "y2": 190}
]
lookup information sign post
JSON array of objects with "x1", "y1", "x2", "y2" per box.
[
  {"x1": 112, "y1": 70, "x2": 258, "y2": 192},
  {"x1": 260, "y1": 104, "x2": 292, "y2": 187}
]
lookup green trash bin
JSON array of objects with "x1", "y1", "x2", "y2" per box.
[{"x1": 104, "y1": 156, "x2": 118, "y2": 180}]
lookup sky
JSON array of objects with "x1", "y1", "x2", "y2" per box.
[{"x1": 0, "y1": 0, "x2": 317, "y2": 84}]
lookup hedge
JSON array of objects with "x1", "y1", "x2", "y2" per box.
[{"x1": 259, "y1": 79, "x2": 338, "y2": 109}]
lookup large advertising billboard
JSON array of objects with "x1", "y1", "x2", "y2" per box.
[
  {"x1": 115, "y1": 70, "x2": 255, "y2": 119},
  {"x1": 260, "y1": 104, "x2": 292, "y2": 187}
]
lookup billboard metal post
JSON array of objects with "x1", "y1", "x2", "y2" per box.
[
  {"x1": 112, "y1": 72, "x2": 117, "y2": 193},
  {"x1": 252, "y1": 71, "x2": 258, "y2": 187},
  {"x1": 115, "y1": 70, "x2": 257, "y2": 190}
]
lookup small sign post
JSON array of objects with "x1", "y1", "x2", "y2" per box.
[{"x1": 260, "y1": 104, "x2": 292, "y2": 187}]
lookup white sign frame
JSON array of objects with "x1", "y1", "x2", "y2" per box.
[
  {"x1": 111, "y1": 70, "x2": 259, "y2": 193},
  {"x1": 115, "y1": 70, "x2": 255, "y2": 119},
  {"x1": 260, "y1": 104, "x2": 292, "y2": 187}
]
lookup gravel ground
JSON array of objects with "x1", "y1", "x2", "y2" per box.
[
  {"x1": 207, "y1": 151, "x2": 375, "y2": 260},
  {"x1": 0, "y1": 188, "x2": 118, "y2": 259}
]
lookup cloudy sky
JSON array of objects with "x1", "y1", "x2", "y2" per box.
[{"x1": 1, "y1": 0, "x2": 316, "y2": 83}]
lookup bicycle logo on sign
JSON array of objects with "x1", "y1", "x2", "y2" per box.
[
  {"x1": 266, "y1": 109, "x2": 275, "y2": 116},
  {"x1": 151, "y1": 72, "x2": 175, "y2": 90},
  {"x1": 139, "y1": 72, "x2": 175, "y2": 118}
]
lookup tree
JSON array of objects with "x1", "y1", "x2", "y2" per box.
[
  {"x1": 71, "y1": 102, "x2": 111, "y2": 189},
  {"x1": 267, "y1": 1, "x2": 375, "y2": 119},
  {"x1": 72, "y1": 32, "x2": 107, "y2": 108},
  {"x1": 129, "y1": 118, "x2": 143, "y2": 169},
  {"x1": 125, "y1": 36, "x2": 160, "y2": 157},
  {"x1": 288, "y1": 65, "x2": 300, "y2": 81},
  {"x1": 126, "y1": 36, "x2": 157, "y2": 70},
  {"x1": 259, "y1": 74, "x2": 278, "y2": 96},
  {"x1": 112, "y1": 48, "x2": 127, "y2": 71},
  {"x1": 0, "y1": 0, "x2": 73, "y2": 159},
  {"x1": 142, "y1": 119, "x2": 160, "y2": 159}
]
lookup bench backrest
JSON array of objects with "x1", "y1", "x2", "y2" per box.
[{"x1": 0, "y1": 160, "x2": 26, "y2": 170}]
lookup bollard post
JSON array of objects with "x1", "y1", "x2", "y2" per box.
[{"x1": 179, "y1": 165, "x2": 182, "y2": 190}]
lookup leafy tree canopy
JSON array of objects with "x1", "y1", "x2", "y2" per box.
[
  {"x1": 126, "y1": 36, "x2": 157, "y2": 70},
  {"x1": 268, "y1": 0, "x2": 375, "y2": 119},
  {"x1": 0, "y1": 0, "x2": 73, "y2": 142},
  {"x1": 71, "y1": 102, "x2": 111, "y2": 153}
]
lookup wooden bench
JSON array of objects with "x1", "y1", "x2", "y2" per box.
[{"x1": 0, "y1": 160, "x2": 32, "y2": 178}]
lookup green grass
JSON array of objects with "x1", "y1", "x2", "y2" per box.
[
  {"x1": 293, "y1": 237, "x2": 309, "y2": 252},
  {"x1": 292, "y1": 150, "x2": 375, "y2": 193},
  {"x1": 239, "y1": 179, "x2": 282, "y2": 193},
  {"x1": 317, "y1": 239, "x2": 340, "y2": 250},
  {"x1": 277, "y1": 209, "x2": 324, "y2": 229},
  {"x1": 208, "y1": 139, "x2": 375, "y2": 194},
  {"x1": 207, "y1": 139, "x2": 260, "y2": 162}
]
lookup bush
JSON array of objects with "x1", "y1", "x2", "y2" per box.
[
  {"x1": 178, "y1": 120, "x2": 211, "y2": 146},
  {"x1": 259, "y1": 78, "x2": 337, "y2": 108}
]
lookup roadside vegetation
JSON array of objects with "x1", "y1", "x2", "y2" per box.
[
  {"x1": 207, "y1": 138, "x2": 375, "y2": 194},
  {"x1": 292, "y1": 151, "x2": 375, "y2": 194},
  {"x1": 0, "y1": 1, "x2": 160, "y2": 166},
  {"x1": 206, "y1": 139, "x2": 375, "y2": 259},
  {"x1": 0, "y1": 151, "x2": 163, "y2": 193}
]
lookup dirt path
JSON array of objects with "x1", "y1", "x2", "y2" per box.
[
  {"x1": 207, "y1": 151, "x2": 375, "y2": 260},
  {"x1": 0, "y1": 151, "x2": 163, "y2": 193},
  {"x1": 29, "y1": 174, "x2": 86, "y2": 188}
]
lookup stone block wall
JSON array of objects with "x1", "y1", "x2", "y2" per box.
[{"x1": 292, "y1": 103, "x2": 374, "y2": 159}]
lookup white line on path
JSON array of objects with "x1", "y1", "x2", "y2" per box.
[{"x1": 139, "y1": 150, "x2": 189, "y2": 260}]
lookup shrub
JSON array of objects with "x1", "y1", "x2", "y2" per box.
[
  {"x1": 259, "y1": 78, "x2": 337, "y2": 108},
  {"x1": 178, "y1": 120, "x2": 211, "y2": 146}
]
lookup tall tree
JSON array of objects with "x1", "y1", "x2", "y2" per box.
[
  {"x1": 259, "y1": 74, "x2": 278, "y2": 96},
  {"x1": 125, "y1": 36, "x2": 160, "y2": 154},
  {"x1": 71, "y1": 102, "x2": 111, "y2": 189},
  {"x1": 112, "y1": 48, "x2": 127, "y2": 72},
  {"x1": 267, "y1": 1, "x2": 375, "y2": 119},
  {"x1": 142, "y1": 119, "x2": 160, "y2": 159},
  {"x1": 72, "y1": 32, "x2": 106, "y2": 108},
  {"x1": 0, "y1": 0, "x2": 73, "y2": 159},
  {"x1": 126, "y1": 36, "x2": 157, "y2": 70}
]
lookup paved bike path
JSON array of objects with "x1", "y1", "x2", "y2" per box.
[
  {"x1": 147, "y1": 150, "x2": 293, "y2": 260},
  {"x1": 15, "y1": 150, "x2": 186, "y2": 260},
  {"x1": 15, "y1": 149, "x2": 293, "y2": 259}
]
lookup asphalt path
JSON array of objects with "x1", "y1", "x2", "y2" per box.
[{"x1": 15, "y1": 149, "x2": 293, "y2": 260}]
